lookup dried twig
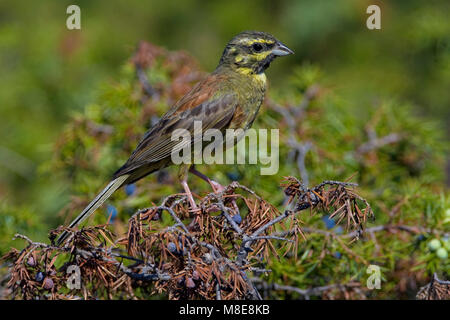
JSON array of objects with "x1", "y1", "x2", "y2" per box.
[{"x1": 2, "y1": 176, "x2": 373, "y2": 300}]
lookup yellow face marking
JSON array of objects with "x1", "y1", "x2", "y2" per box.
[
  {"x1": 237, "y1": 38, "x2": 275, "y2": 46},
  {"x1": 234, "y1": 50, "x2": 271, "y2": 64},
  {"x1": 236, "y1": 66, "x2": 253, "y2": 75},
  {"x1": 235, "y1": 67, "x2": 267, "y2": 85},
  {"x1": 253, "y1": 51, "x2": 271, "y2": 61},
  {"x1": 235, "y1": 54, "x2": 244, "y2": 63},
  {"x1": 254, "y1": 72, "x2": 267, "y2": 85}
]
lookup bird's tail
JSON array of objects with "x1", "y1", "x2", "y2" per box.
[{"x1": 56, "y1": 174, "x2": 129, "y2": 246}]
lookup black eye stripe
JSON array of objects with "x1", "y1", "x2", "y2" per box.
[
  {"x1": 237, "y1": 44, "x2": 252, "y2": 53},
  {"x1": 252, "y1": 43, "x2": 263, "y2": 51},
  {"x1": 231, "y1": 41, "x2": 275, "y2": 56}
]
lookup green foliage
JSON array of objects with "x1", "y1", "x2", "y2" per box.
[{"x1": 0, "y1": 203, "x2": 45, "y2": 256}]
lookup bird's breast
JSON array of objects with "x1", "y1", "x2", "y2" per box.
[{"x1": 227, "y1": 73, "x2": 266, "y2": 130}]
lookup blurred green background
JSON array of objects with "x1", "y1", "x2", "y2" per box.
[{"x1": 0, "y1": 0, "x2": 449, "y2": 238}]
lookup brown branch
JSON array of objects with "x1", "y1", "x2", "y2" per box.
[{"x1": 4, "y1": 176, "x2": 372, "y2": 300}]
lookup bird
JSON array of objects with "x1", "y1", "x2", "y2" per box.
[{"x1": 56, "y1": 31, "x2": 293, "y2": 245}]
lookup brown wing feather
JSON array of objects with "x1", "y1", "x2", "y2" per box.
[{"x1": 113, "y1": 74, "x2": 237, "y2": 178}]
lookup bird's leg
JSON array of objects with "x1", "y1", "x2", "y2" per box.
[
  {"x1": 178, "y1": 165, "x2": 200, "y2": 212},
  {"x1": 178, "y1": 165, "x2": 202, "y2": 230},
  {"x1": 181, "y1": 179, "x2": 203, "y2": 231},
  {"x1": 189, "y1": 165, "x2": 225, "y2": 193},
  {"x1": 189, "y1": 165, "x2": 240, "y2": 215},
  {"x1": 181, "y1": 179, "x2": 198, "y2": 210}
]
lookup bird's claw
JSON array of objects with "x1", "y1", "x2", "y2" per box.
[{"x1": 210, "y1": 180, "x2": 225, "y2": 193}]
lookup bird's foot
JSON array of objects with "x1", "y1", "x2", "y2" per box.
[
  {"x1": 209, "y1": 180, "x2": 225, "y2": 194},
  {"x1": 181, "y1": 180, "x2": 200, "y2": 212},
  {"x1": 189, "y1": 166, "x2": 224, "y2": 194}
]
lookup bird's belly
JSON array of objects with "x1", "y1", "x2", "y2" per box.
[{"x1": 228, "y1": 97, "x2": 264, "y2": 130}]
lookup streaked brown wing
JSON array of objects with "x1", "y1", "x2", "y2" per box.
[
  {"x1": 113, "y1": 76, "x2": 238, "y2": 178},
  {"x1": 131, "y1": 94, "x2": 237, "y2": 163}
]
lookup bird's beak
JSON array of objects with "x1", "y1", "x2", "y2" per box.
[{"x1": 272, "y1": 42, "x2": 294, "y2": 56}]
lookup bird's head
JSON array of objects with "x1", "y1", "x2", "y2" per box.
[{"x1": 218, "y1": 31, "x2": 294, "y2": 75}]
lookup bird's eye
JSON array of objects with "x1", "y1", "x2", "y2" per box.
[{"x1": 252, "y1": 43, "x2": 263, "y2": 52}]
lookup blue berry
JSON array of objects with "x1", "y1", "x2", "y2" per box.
[
  {"x1": 106, "y1": 205, "x2": 117, "y2": 221},
  {"x1": 334, "y1": 226, "x2": 343, "y2": 235},
  {"x1": 167, "y1": 242, "x2": 177, "y2": 253},
  {"x1": 232, "y1": 214, "x2": 242, "y2": 225},
  {"x1": 322, "y1": 215, "x2": 335, "y2": 229},
  {"x1": 27, "y1": 256, "x2": 36, "y2": 267},
  {"x1": 43, "y1": 277, "x2": 54, "y2": 290},
  {"x1": 334, "y1": 252, "x2": 342, "y2": 259},
  {"x1": 192, "y1": 270, "x2": 199, "y2": 280},
  {"x1": 186, "y1": 277, "x2": 196, "y2": 288},
  {"x1": 227, "y1": 172, "x2": 241, "y2": 181},
  {"x1": 35, "y1": 272, "x2": 44, "y2": 282},
  {"x1": 125, "y1": 184, "x2": 136, "y2": 196}
]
